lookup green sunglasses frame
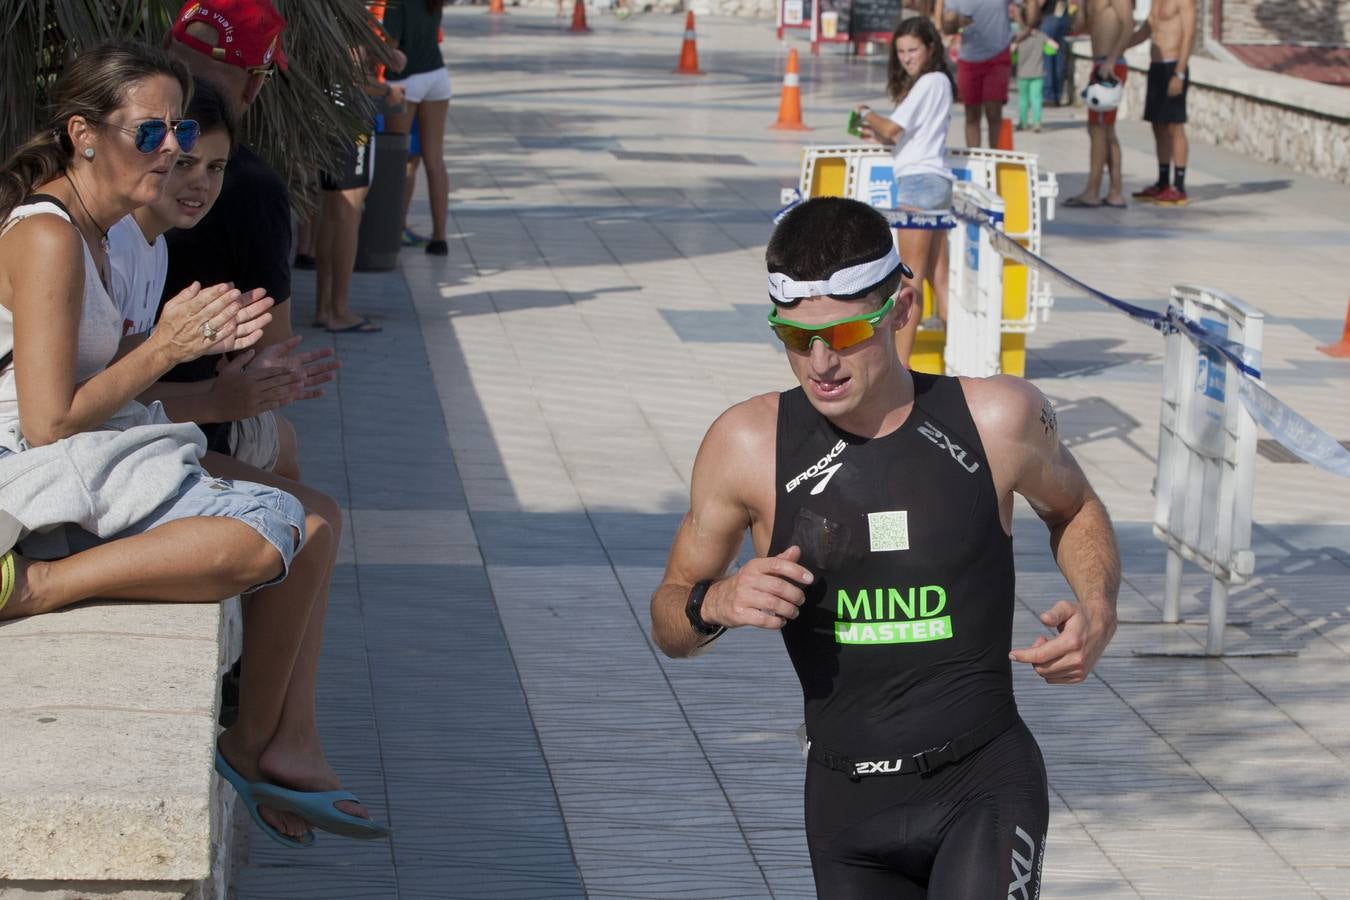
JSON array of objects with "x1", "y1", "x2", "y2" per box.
[{"x1": 767, "y1": 295, "x2": 896, "y2": 351}]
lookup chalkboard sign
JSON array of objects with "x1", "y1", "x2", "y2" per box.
[{"x1": 849, "y1": 0, "x2": 904, "y2": 39}]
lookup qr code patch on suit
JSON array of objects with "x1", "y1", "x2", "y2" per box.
[{"x1": 867, "y1": 510, "x2": 909, "y2": 552}]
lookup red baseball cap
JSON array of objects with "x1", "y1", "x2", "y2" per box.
[{"x1": 172, "y1": 0, "x2": 289, "y2": 73}]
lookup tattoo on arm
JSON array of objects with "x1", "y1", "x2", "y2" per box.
[{"x1": 1040, "y1": 398, "x2": 1057, "y2": 437}]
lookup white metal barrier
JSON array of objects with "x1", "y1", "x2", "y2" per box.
[
  {"x1": 1150, "y1": 284, "x2": 1280, "y2": 657},
  {"x1": 944, "y1": 183, "x2": 1006, "y2": 378}
]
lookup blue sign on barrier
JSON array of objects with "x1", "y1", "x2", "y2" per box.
[
  {"x1": 1197, "y1": 317, "x2": 1227, "y2": 404},
  {"x1": 861, "y1": 161, "x2": 897, "y2": 209}
]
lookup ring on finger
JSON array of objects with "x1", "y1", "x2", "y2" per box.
[{"x1": 202, "y1": 321, "x2": 218, "y2": 341}]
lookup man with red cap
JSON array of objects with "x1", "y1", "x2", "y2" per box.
[
  {"x1": 156, "y1": 0, "x2": 320, "y2": 482},
  {"x1": 159, "y1": 0, "x2": 388, "y2": 845}
]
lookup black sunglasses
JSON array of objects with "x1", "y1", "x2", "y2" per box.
[{"x1": 104, "y1": 119, "x2": 201, "y2": 154}]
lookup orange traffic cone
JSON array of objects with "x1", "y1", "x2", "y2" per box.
[
  {"x1": 673, "y1": 11, "x2": 703, "y2": 74},
  {"x1": 1318, "y1": 297, "x2": 1350, "y2": 357},
  {"x1": 996, "y1": 118, "x2": 1014, "y2": 150},
  {"x1": 569, "y1": 0, "x2": 590, "y2": 33},
  {"x1": 770, "y1": 48, "x2": 810, "y2": 131},
  {"x1": 489, "y1": 0, "x2": 505, "y2": 15}
]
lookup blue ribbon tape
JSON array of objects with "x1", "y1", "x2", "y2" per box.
[{"x1": 955, "y1": 207, "x2": 1350, "y2": 479}]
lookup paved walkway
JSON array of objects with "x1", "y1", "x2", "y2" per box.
[{"x1": 236, "y1": 8, "x2": 1350, "y2": 898}]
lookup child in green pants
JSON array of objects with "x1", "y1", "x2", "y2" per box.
[{"x1": 1012, "y1": 12, "x2": 1051, "y2": 131}]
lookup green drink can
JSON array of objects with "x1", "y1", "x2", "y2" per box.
[{"x1": 847, "y1": 109, "x2": 863, "y2": 137}]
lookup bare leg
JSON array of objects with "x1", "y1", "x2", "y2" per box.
[
  {"x1": 894, "y1": 228, "x2": 932, "y2": 365},
  {"x1": 1104, "y1": 123, "x2": 1124, "y2": 204},
  {"x1": 384, "y1": 100, "x2": 421, "y2": 231},
  {"x1": 313, "y1": 191, "x2": 339, "y2": 328},
  {"x1": 416, "y1": 99, "x2": 451, "y2": 242},
  {"x1": 402, "y1": 156, "x2": 422, "y2": 233},
  {"x1": 1152, "y1": 121, "x2": 1171, "y2": 167},
  {"x1": 317, "y1": 185, "x2": 373, "y2": 331},
  {"x1": 983, "y1": 101, "x2": 1002, "y2": 148},
  {"x1": 217, "y1": 510, "x2": 342, "y2": 838},
  {"x1": 928, "y1": 230, "x2": 950, "y2": 320},
  {"x1": 1171, "y1": 123, "x2": 1188, "y2": 169},
  {"x1": 963, "y1": 103, "x2": 982, "y2": 148},
  {"x1": 295, "y1": 215, "x2": 315, "y2": 261},
  {"x1": 1069, "y1": 122, "x2": 1107, "y2": 204},
  {"x1": 1, "y1": 518, "x2": 283, "y2": 619},
  {"x1": 200, "y1": 456, "x2": 367, "y2": 822}
]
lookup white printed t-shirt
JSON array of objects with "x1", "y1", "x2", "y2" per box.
[
  {"x1": 107, "y1": 215, "x2": 168, "y2": 337},
  {"x1": 888, "y1": 72, "x2": 954, "y2": 182}
]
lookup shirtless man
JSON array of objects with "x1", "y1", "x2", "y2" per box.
[
  {"x1": 651, "y1": 197, "x2": 1119, "y2": 895},
  {"x1": 1128, "y1": 0, "x2": 1196, "y2": 205},
  {"x1": 1064, "y1": 0, "x2": 1133, "y2": 207}
]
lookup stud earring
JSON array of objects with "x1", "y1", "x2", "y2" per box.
[{"x1": 83, "y1": 148, "x2": 95, "y2": 159}]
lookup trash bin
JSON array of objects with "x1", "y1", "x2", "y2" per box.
[{"x1": 355, "y1": 127, "x2": 410, "y2": 272}]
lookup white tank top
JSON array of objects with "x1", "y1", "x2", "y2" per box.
[{"x1": 0, "y1": 198, "x2": 123, "y2": 435}]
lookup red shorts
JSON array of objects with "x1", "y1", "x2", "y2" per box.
[
  {"x1": 1088, "y1": 61, "x2": 1129, "y2": 125},
  {"x1": 957, "y1": 49, "x2": 1012, "y2": 105}
]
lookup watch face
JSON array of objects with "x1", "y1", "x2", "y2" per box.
[{"x1": 687, "y1": 581, "x2": 719, "y2": 635}]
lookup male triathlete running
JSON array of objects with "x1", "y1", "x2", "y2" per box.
[{"x1": 651, "y1": 197, "x2": 1120, "y2": 897}]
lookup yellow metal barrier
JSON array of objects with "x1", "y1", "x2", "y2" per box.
[{"x1": 794, "y1": 145, "x2": 1058, "y2": 377}]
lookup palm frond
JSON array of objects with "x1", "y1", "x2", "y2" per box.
[{"x1": 0, "y1": 0, "x2": 395, "y2": 215}]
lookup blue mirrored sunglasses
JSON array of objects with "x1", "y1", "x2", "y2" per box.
[{"x1": 105, "y1": 119, "x2": 200, "y2": 154}]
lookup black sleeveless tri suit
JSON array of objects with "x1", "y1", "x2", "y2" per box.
[{"x1": 768, "y1": 373, "x2": 1048, "y2": 899}]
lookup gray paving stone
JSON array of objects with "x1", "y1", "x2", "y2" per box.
[{"x1": 237, "y1": 8, "x2": 1350, "y2": 897}]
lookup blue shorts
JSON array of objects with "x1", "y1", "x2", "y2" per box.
[
  {"x1": 16, "y1": 467, "x2": 305, "y2": 593},
  {"x1": 895, "y1": 173, "x2": 954, "y2": 211}
]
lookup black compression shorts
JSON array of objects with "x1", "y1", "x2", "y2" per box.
[{"x1": 805, "y1": 718, "x2": 1049, "y2": 899}]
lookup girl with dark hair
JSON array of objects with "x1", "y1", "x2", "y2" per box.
[
  {"x1": 0, "y1": 42, "x2": 387, "y2": 848},
  {"x1": 108, "y1": 78, "x2": 336, "y2": 481},
  {"x1": 854, "y1": 14, "x2": 956, "y2": 362}
]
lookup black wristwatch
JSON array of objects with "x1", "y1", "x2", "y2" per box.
[{"x1": 685, "y1": 579, "x2": 724, "y2": 637}]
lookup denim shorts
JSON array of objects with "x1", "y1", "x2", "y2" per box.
[
  {"x1": 14, "y1": 464, "x2": 306, "y2": 592},
  {"x1": 895, "y1": 173, "x2": 954, "y2": 211}
]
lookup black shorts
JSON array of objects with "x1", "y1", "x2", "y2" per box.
[
  {"x1": 805, "y1": 718, "x2": 1049, "y2": 899},
  {"x1": 1144, "y1": 61, "x2": 1188, "y2": 124},
  {"x1": 320, "y1": 132, "x2": 375, "y2": 191}
]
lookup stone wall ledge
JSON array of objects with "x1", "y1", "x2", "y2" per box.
[
  {"x1": 0, "y1": 599, "x2": 241, "y2": 900},
  {"x1": 1073, "y1": 40, "x2": 1350, "y2": 186}
]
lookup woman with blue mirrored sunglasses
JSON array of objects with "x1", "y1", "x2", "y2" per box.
[{"x1": 103, "y1": 118, "x2": 200, "y2": 154}]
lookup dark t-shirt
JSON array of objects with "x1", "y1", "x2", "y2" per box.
[
  {"x1": 385, "y1": 1, "x2": 445, "y2": 78},
  {"x1": 160, "y1": 143, "x2": 291, "y2": 444}
]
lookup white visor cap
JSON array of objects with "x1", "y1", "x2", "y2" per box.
[{"x1": 767, "y1": 246, "x2": 911, "y2": 306}]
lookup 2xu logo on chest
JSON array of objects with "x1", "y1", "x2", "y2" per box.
[{"x1": 917, "y1": 422, "x2": 980, "y2": 474}]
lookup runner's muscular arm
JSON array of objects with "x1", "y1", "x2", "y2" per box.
[
  {"x1": 651, "y1": 396, "x2": 812, "y2": 658},
  {"x1": 972, "y1": 377, "x2": 1119, "y2": 683}
]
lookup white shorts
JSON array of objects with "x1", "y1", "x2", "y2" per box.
[
  {"x1": 390, "y1": 68, "x2": 452, "y2": 104},
  {"x1": 228, "y1": 411, "x2": 281, "y2": 472}
]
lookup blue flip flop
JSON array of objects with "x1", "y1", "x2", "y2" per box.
[
  {"x1": 251, "y1": 782, "x2": 392, "y2": 840},
  {"x1": 214, "y1": 747, "x2": 315, "y2": 849}
]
